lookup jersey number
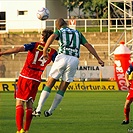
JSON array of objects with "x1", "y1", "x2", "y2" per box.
[{"x1": 32, "y1": 51, "x2": 47, "y2": 66}]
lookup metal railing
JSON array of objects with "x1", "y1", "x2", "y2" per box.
[{"x1": 0, "y1": 18, "x2": 132, "y2": 33}]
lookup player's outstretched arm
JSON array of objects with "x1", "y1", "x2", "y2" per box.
[
  {"x1": 0, "y1": 46, "x2": 25, "y2": 56},
  {"x1": 84, "y1": 43, "x2": 104, "y2": 67},
  {"x1": 43, "y1": 33, "x2": 58, "y2": 60}
]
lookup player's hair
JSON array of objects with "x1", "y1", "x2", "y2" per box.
[
  {"x1": 42, "y1": 29, "x2": 53, "y2": 42},
  {"x1": 56, "y1": 18, "x2": 67, "y2": 30}
]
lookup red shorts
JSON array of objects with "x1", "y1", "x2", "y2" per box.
[
  {"x1": 126, "y1": 89, "x2": 133, "y2": 101},
  {"x1": 15, "y1": 76, "x2": 40, "y2": 102}
]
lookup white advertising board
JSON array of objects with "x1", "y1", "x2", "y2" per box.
[{"x1": 46, "y1": 66, "x2": 114, "y2": 79}]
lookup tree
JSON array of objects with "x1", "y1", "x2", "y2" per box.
[
  {"x1": 60, "y1": 0, "x2": 108, "y2": 18},
  {"x1": 83, "y1": 0, "x2": 108, "y2": 18},
  {"x1": 60, "y1": 0, "x2": 126, "y2": 19},
  {"x1": 61, "y1": 0, "x2": 84, "y2": 18}
]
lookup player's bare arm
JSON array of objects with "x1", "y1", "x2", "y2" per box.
[
  {"x1": 125, "y1": 73, "x2": 130, "y2": 87},
  {"x1": 0, "y1": 46, "x2": 25, "y2": 56},
  {"x1": 43, "y1": 34, "x2": 58, "y2": 60},
  {"x1": 84, "y1": 43, "x2": 104, "y2": 67}
]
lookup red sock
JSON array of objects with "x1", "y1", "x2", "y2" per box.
[
  {"x1": 16, "y1": 105, "x2": 24, "y2": 131},
  {"x1": 24, "y1": 108, "x2": 33, "y2": 131},
  {"x1": 124, "y1": 108, "x2": 130, "y2": 121}
]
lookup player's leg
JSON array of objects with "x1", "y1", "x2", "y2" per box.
[
  {"x1": 23, "y1": 79, "x2": 39, "y2": 132},
  {"x1": 23, "y1": 99, "x2": 33, "y2": 132},
  {"x1": 122, "y1": 99, "x2": 132, "y2": 124},
  {"x1": 44, "y1": 55, "x2": 79, "y2": 117},
  {"x1": 44, "y1": 81, "x2": 70, "y2": 117},
  {"x1": 32, "y1": 77, "x2": 57, "y2": 116},
  {"x1": 16, "y1": 100, "x2": 25, "y2": 132},
  {"x1": 16, "y1": 76, "x2": 27, "y2": 132},
  {"x1": 32, "y1": 54, "x2": 63, "y2": 116}
]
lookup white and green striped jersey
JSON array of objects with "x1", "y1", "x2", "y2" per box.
[{"x1": 54, "y1": 27, "x2": 88, "y2": 58}]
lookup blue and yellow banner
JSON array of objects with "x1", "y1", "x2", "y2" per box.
[{"x1": 0, "y1": 80, "x2": 119, "y2": 91}]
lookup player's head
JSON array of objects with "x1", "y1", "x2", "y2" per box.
[
  {"x1": 41, "y1": 29, "x2": 53, "y2": 42},
  {"x1": 55, "y1": 18, "x2": 67, "y2": 30}
]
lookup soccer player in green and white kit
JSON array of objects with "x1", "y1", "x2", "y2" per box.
[{"x1": 32, "y1": 18, "x2": 104, "y2": 117}]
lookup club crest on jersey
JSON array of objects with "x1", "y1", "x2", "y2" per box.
[
  {"x1": 36, "y1": 44, "x2": 51, "y2": 53},
  {"x1": 47, "y1": 48, "x2": 51, "y2": 53},
  {"x1": 36, "y1": 45, "x2": 44, "y2": 51}
]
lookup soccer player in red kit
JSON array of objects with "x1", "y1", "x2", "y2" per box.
[
  {"x1": 0, "y1": 29, "x2": 57, "y2": 133},
  {"x1": 122, "y1": 62, "x2": 133, "y2": 125}
]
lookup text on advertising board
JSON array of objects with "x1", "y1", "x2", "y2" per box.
[{"x1": 0, "y1": 81, "x2": 119, "y2": 91}]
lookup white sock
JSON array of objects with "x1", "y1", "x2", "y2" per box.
[
  {"x1": 36, "y1": 90, "x2": 50, "y2": 112},
  {"x1": 48, "y1": 93, "x2": 63, "y2": 114}
]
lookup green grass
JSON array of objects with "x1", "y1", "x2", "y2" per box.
[{"x1": 0, "y1": 91, "x2": 132, "y2": 133}]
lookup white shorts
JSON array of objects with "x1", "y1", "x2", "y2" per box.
[{"x1": 49, "y1": 53, "x2": 79, "y2": 82}]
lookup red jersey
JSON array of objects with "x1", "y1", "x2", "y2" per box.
[
  {"x1": 20, "y1": 42, "x2": 57, "y2": 81},
  {"x1": 126, "y1": 63, "x2": 133, "y2": 100}
]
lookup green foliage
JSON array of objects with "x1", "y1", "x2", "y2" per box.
[
  {"x1": 60, "y1": 0, "x2": 126, "y2": 19},
  {"x1": 85, "y1": 0, "x2": 108, "y2": 18},
  {"x1": 0, "y1": 91, "x2": 132, "y2": 133}
]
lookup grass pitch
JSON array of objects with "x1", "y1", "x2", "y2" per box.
[{"x1": 0, "y1": 91, "x2": 132, "y2": 133}]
